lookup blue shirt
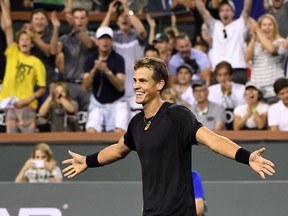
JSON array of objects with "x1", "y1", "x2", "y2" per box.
[{"x1": 192, "y1": 170, "x2": 205, "y2": 199}]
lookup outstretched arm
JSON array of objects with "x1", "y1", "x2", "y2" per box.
[
  {"x1": 0, "y1": 0, "x2": 13, "y2": 46},
  {"x1": 195, "y1": 0, "x2": 212, "y2": 27},
  {"x1": 196, "y1": 127, "x2": 275, "y2": 179},
  {"x1": 242, "y1": 0, "x2": 252, "y2": 24},
  {"x1": 62, "y1": 136, "x2": 131, "y2": 178}
]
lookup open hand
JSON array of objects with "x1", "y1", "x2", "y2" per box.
[
  {"x1": 62, "y1": 150, "x2": 88, "y2": 178},
  {"x1": 249, "y1": 148, "x2": 275, "y2": 179}
]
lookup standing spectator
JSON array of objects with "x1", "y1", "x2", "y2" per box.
[
  {"x1": 168, "y1": 33, "x2": 211, "y2": 85},
  {"x1": 38, "y1": 82, "x2": 79, "y2": 132},
  {"x1": 233, "y1": 82, "x2": 269, "y2": 130},
  {"x1": 195, "y1": 0, "x2": 252, "y2": 84},
  {"x1": 208, "y1": 61, "x2": 245, "y2": 129},
  {"x1": 23, "y1": 9, "x2": 60, "y2": 108},
  {"x1": 58, "y1": 7, "x2": 95, "y2": 112},
  {"x1": 100, "y1": 0, "x2": 147, "y2": 118},
  {"x1": 0, "y1": 0, "x2": 46, "y2": 133},
  {"x1": 192, "y1": 79, "x2": 226, "y2": 131},
  {"x1": 23, "y1": 0, "x2": 73, "y2": 12},
  {"x1": 268, "y1": 77, "x2": 288, "y2": 131},
  {"x1": 245, "y1": 15, "x2": 285, "y2": 103},
  {"x1": 83, "y1": 26, "x2": 128, "y2": 133},
  {"x1": 15, "y1": 143, "x2": 62, "y2": 183}
]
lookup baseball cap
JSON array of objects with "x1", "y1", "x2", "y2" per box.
[
  {"x1": 96, "y1": 26, "x2": 113, "y2": 39},
  {"x1": 219, "y1": 0, "x2": 235, "y2": 12},
  {"x1": 192, "y1": 79, "x2": 206, "y2": 89},
  {"x1": 153, "y1": 33, "x2": 169, "y2": 43},
  {"x1": 176, "y1": 63, "x2": 194, "y2": 75},
  {"x1": 245, "y1": 81, "x2": 260, "y2": 91}
]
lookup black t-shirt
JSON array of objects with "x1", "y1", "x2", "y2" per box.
[
  {"x1": 84, "y1": 49, "x2": 125, "y2": 104},
  {"x1": 124, "y1": 102, "x2": 202, "y2": 216}
]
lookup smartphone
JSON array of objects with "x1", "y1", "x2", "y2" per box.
[{"x1": 32, "y1": 159, "x2": 45, "y2": 168}]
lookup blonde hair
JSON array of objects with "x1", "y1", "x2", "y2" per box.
[
  {"x1": 31, "y1": 143, "x2": 56, "y2": 164},
  {"x1": 161, "y1": 88, "x2": 177, "y2": 103},
  {"x1": 257, "y1": 14, "x2": 281, "y2": 40}
]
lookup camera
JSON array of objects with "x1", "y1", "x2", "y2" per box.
[
  {"x1": 32, "y1": 159, "x2": 45, "y2": 168},
  {"x1": 115, "y1": 1, "x2": 123, "y2": 13}
]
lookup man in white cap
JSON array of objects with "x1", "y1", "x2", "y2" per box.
[
  {"x1": 83, "y1": 26, "x2": 128, "y2": 133},
  {"x1": 195, "y1": 0, "x2": 252, "y2": 84}
]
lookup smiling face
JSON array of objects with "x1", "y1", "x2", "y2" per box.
[
  {"x1": 259, "y1": 16, "x2": 277, "y2": 40},
  {"x1": 219, "y1": 3, "x2": 234, "y2": 26},
  {"x1": 31, "y1": 11, "x2": 48, "y2": 34},
  {"x1": 133, "y1": 67, "x2": 164, "y2": 106},
  {"x1": 175, "y1": 36, "x2": 192, "y2": 60}
]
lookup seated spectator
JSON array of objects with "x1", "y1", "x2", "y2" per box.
[
  {"x1": 0, "y1": 0, "x2": 46, "y2": 133},
  {"x1": 15, "y1": 143, "x2": 62, "y2": 183},
  {"x1": 173, "y1": 62, "x2": 197, "y2": 108},
  {"x1": 161, "y1": 88, "x2": 177, "y2": 104},
  {"x1": 208, "y1": 61, "x2": 245, "y2": 129},
  {"x1": 0, "y1": 0, "x2": 8, "y2": 90},
  {"x1": 83, "y1": 26, "x2": 128, "y2": 133},
  {"x1": 233, "y1": 81, "x2": 269, "y2": 130},
  {"x1": 38, "y1": 82, "x2": 79, "y2": 132},
  {"x1": 268, "y1": 77, "x2": 288, "y2": 131},
  {"x1": 192, "y1": 170, "x2": 206, "y2": 216},
  {"x1": 23, "y1": 0, "x2": 73, "y2": 12},
  {"x1": 245, "y1": 14, "x2": 285, "y2": 104},
  {"x1": 144, "y1": 45, "x2": 160, "y2": 58},
  {"x1": 192, "y1": 79, "x2": 226, "y2": 131},
  {"x1": 168, "y1": 32, "x2": 211, "y2": 85}
]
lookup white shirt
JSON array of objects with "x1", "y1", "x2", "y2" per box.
[
  {"x1": 234, "y1": 102, "x2": 269, "y2": 129},
  {"x1": 210, "y1": 16, "x2": 247, "y2": 70},
  {"x1": 208, "y1": 82, "x2": 246, "y2": 109},
  {"x1": 268, "y1": 100, "x2": 288, "y2": 131}
]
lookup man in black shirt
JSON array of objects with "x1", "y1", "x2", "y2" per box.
[{"x1": 62, "y1": 57, "x2": 275, "y2": 216}]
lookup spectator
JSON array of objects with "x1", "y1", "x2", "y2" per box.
[
  {"x1": 0, "y1": 0, "x2": 46, "y2": 133},
  {"x1": 268, "y1": 77, "x2": 288, "y2": 131},
  {"x1": 58, "y1": 7, "x2": 95, "y2": 113},
  {"x1": 173, "y1": 63, "x2": 196, "y2": 108},
  {"x1": 161, "y1": 87, "x2": 177, "y2": 104},
  {"x1": 192, "y1": 79, "x2": 226, "y2": 131},
  {"x1": 168, "y1": 32, "x2": 211, "y2": 85},
  {"x1": 100, "y1": 0, "x2": 147, "y2": 119},
  {"x1": 15, "y1": 143, "x2": 62, "y2": 183},
  {"x1": 23, "y1": 0, "x2": 73, "y2": 12},
  {"x1": 22, "y1": 9, "x2": 60, "y2": 108},
  {"x1": 245, "y1": 14, "x2": 285, "y2": 104},
  {"x1": 195, "y1": 0, "x2": 252, "y2": 84},
  {"x1": 233, "y1": 81, "x2": 269, "y2": 130},
  {"x1": 208, "y1": 61, "x2": 245, "y2": 129},
  {"x1": 83, "y1": 26, "x2": 128, "y2": 133},
  {"x1": 38, "y1": 82, "x2": 79, "y2": 132},
  {"x1": 192, "y1": 170, "x2": 206, "y2": 216},
  {"x1": 144, "y1": 45, "x2": 160, "y2": 58}
]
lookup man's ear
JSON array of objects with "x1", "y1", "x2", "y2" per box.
[{"x1": 157, "y1": 80, "x2": 165, "y2": 91}]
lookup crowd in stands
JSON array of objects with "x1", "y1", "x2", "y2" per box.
[{"x1": 0, "y1": 0, "x2": 288, "y2": 134}]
